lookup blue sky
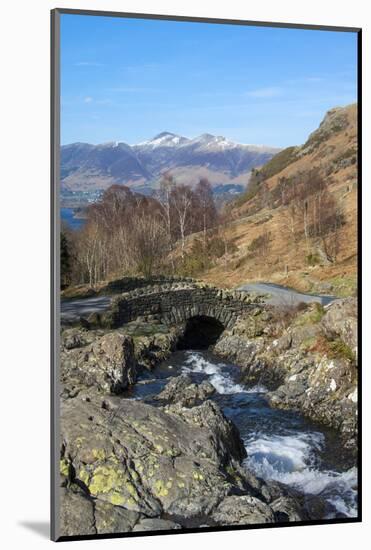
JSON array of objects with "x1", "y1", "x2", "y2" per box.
[{"x1": 60, "y1": 14, "x2": 358, "y2": 148}]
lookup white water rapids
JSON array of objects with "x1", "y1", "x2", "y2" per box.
[{"x1": 180, "y1": 351, "x2": 358, "y2": 518}]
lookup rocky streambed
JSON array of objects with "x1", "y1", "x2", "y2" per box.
[{"x1": 58, "y1": 297, "x2": 358, "y2": 537}]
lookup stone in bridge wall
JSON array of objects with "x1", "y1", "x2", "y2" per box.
[
  {"x1": 107, "y1": 283, "x2": 262, "y2": 329},
  {"x1": 105, "y1": 276, "x2": 197, "y2": 294}
]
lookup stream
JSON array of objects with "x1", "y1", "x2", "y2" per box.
[{"x1": 124, "y1": 350, "x2": 357, "y2": 519}]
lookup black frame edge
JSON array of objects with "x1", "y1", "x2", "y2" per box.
[
  {"x1": 356, "y1": 27, "x2": 362, "y2": 523},
  {"x1": 53, "y1": 7, "x2": 361, "y2": 33},
  {"x1": 55, "y1": 517, "x2": 361, "y2": 543},
  {"x1": 51, "y1": 7, "x2": 61, "y2": 543}
]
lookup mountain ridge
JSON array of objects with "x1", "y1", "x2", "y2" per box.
[{"x1": 61, "y1": 131, "x2": 281, "y2": 196}]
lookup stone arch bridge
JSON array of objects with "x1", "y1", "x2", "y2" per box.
[{"x1": 108, "y1": 281, "x2": 263, "y2": 331}]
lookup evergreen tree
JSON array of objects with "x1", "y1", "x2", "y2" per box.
[{"x1": 60, "y1": 231, "x2": 71, "y2": 289}]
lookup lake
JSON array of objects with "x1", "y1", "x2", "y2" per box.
[{"x1": 61, "y1": 207, "x2": 85, "y2": 230}]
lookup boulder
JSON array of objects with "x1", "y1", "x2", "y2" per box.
[
  {"x1": 321, "y1": 298, "x2": 358, "y2": 354},
  {"x1": 164, "y1": 399, "x2": 246, "y2": 464},
  {"x1": 156, "y1": 374, "x2": 215, "y2": 407},
  {"x1": 212, "y1": 495, "x2": 274, "y2": 525},
  {"x1": 126, "y1": 325, "x2": 180, "y2": 371},
  {"x1": 132, "y1": 518, "x2": 181, "y2": 532},
  {"x1": 92, "y1": 332, "x2": 137, "y2": 391},
  {"x1": 59, "y1": 481, "x2": 143, "y2": 536},
  {"x1": 61, "y1": 327, "x2": 100, "y2": 351},
  {"x1": 94, "y1": 500, "x2": 140, "y2": 534},
  {"x1": 59, "y1": 485, "x2": 96, "y2": 537},
  {"x1": 270, "y1": 496, "x2": 303, "y2": 522},
  {"x1": 60, "y1": 331, "x2": 137, "y2": 395}
]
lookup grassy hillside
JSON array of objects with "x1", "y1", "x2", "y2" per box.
[{"x1": 200, "y1": 104, "x2": 358, "y2": 296}]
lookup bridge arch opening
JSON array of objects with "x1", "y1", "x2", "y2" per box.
[{"x1": 177, "y1": 315, "x2": 225, "y2": 350}]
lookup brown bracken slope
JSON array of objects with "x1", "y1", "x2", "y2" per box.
[{"x1": 202, "y1": 104, "x2": 358, "y2": 297}]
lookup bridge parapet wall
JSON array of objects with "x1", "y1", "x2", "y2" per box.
[
  {"x1": 107, "y1": 282, "x2": 263, "y2": 329},
  {"x1": 105, "y1": 276, "x2": 197, "y2": 294}
]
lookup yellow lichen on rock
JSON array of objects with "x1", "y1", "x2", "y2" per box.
[
  {"x1": 88, "y1": 465, "x2": 125, "y2": 496},
  {"x1": 92, "y1": 448, "x2": 106, "y2": 461},
  {"x1": 60, "y1": 458, "x2": 69, "y2": 477},
  {"x1": 109, "y1": 492, "x2": 126, "y2": 506},
  {"x1": 154, "y1": 479, "x2": 169, "y2": 497},
  {"x1": 78, "y1": 467, "x2": 90, "y2": 486}
]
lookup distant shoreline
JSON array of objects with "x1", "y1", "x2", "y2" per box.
[{"x1": 61, "y1": 207, "x2": 86, "y2": 230}]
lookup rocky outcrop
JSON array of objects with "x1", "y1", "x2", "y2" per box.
[
  {"x1": 61, "y1": 329, "x2": 137, "y2": 396},
  {"x1": 60, "y1": 485, "x2": 96, "y2": 537},
  {"x1": 132, "y1": 518, "x2": 181, "y2": 532},
  {"x1": 59, "y1": 385, "x2": 309, "y2": 536},
  {"x1": 128, "y1": 326, "x2": 180, "y2": 371},
  {"x1": 321, "y1": 298, "x2": 357, "y2": 355},
  {"x1": 156, "y1": 374, "x2": 215, "y2": 407},
  {"x1": 302, "y1": 105, "x2": 352, "y2": 155},
  {"x1": 163, "y1": 399, "x2": 247, "y2": 465},
  {"x1": 214, "y1": 300, "x2": 358, "y2": 452},
  {"x1": 61, "y1": 327, "x2": 99, "y2": 350},
  {"x1": 213, "y1": 308, "x2": 284, "y2": 389},
  {"x1": 94, "y1": 500, "x2": 140, "y2": 534},
  {"x1": 267, "y1": 352, "x2": 357, "y2": 451},
  {"x1": 60, "y1": 322, "x2": 180, "y2": 399},
  {"x1": 211, "y1": 495, "x2": 274, "y2": 525}
]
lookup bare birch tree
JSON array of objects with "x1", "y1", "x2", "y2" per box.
[{"x1": 170, "y1": 184, "x2": 194, "y2": 259}]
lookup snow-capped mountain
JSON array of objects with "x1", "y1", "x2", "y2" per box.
[
  {"x1": 61, "y1": 132, "x2": 281, "y2": 197},
  {"x1": 136, "y1": 131, "x2": 190, "y2": 149}
]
